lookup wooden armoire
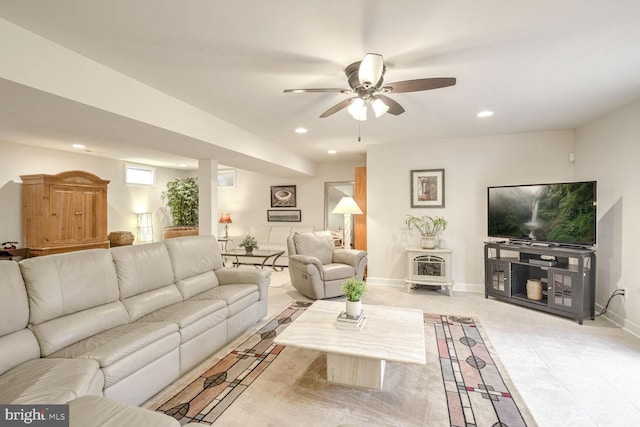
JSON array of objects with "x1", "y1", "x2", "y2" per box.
[{"x1": 21, "y1": 171, "x2": 110, "y2": 257}]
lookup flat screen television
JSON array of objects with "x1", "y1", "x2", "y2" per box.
[{"x1": 487, "y1": 181, "x2": 597, "y2": 247}]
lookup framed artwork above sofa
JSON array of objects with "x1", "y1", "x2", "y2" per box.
[
  {"x1": 270, "y1": 185, "x2": 296, "y2": 207},
  {"x1": 267, "y1": 209, "x2": 301, "y2": 222}
]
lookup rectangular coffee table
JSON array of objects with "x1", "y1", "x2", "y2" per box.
[
  {"x1": 274, "y1": 300, "x2": 426, "y2": 389},
  {"x1": 221, "y1": 248, "x2": 285, "y2": 271}
]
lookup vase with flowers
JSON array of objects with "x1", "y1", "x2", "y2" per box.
[{"x1": 239, "y1": 235, "x2": 258, "y2": 254}]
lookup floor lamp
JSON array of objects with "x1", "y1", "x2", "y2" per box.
[{"x1": 331, "y1": 197, "x2": 363, "y2": 249}]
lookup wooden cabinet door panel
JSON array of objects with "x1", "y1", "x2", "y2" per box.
[
  {"x1": 49, "y1": 185, "x2": 78, "y2": 245},
  {"x1": 77, "y1": 188, "x2": 105, "y2": 243}
]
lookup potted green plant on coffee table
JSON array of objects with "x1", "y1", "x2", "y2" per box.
[{"x1": 342, "y1": 276, "x2": 367, "y2": 318}]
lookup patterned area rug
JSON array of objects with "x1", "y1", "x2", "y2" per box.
[
  {"x1": 428, "y1": 313, "x2": 528, "y2": 427},
  {"x1": 153, "y1": 302, "x2": 535, "y2": 426}
]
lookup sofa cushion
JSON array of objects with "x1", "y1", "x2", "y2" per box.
[
  {"x1": 268, "y1": 226, "x2": 292, "y2": 245},
  {"x1": 164, "y1": 235, "x2": 224, "y2": 279},
  {"x1": 189, "y1": 284, "x2": 259, "y2": 316},
  {"x1": 322, "y1": 263, "x2": 356, "y2": 281},
  {"x1": 0, "y1": 261, "x2": 29, "y2": 336},
  {"x1": 175, "y1": 271, "x2": 220, "y2": 300},
  {"x1": 49, "y1": 322, "x2": 179, "y2": 388},
  {"x1": 111, "y1": 242, "x2": 175, "y2": 299},
  {"x1": 31, "y1": 301, "x2": 129, "y2": 357},
  {"x1": 20, "y1": 249, "x2": 120, "y2": 325},
  {"x1": 0, "y1": 358, "x2": 103, "y2": 404},
  {"x1": 136, "y1": 300, "x2": 228, "y2": 344},
  {"x1": 249, "y1": 226, "x2": 271, "y2": 245},
  {"x1": 0, "y1": 329, "x2": 41, "y2": 377},
  {"x1": 69, "y1": 395, "x2": 180, "y2": 427},
  {"x1": 292, "y1": 226, "x2": 314, "y2": 235},
  {"x1": 120, "y1": 284, "x2": 184, "y2": 322},
  {"x1": 293, "y1": 231, "x2": 334, "y2": 265},
  {"x1": 0, "y1": 262, "x2": 41, "y2": 376}
]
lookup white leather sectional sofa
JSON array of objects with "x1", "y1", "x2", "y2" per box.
[{"x1": 0, "y1": 235, "x2": 269, "y2": 426}]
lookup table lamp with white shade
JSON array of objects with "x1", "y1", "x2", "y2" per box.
[{"x1": 331, "y1": 196, "x2": 363, "y2": 249}]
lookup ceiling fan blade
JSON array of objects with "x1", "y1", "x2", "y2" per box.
[
  {"x1": 377, "y1": 95, "x2": 405, "y2": 115},
  {"x1": 384, "y1": 77, "x2": 456, "y2": 93},
  {"x1": 284, "y1": 88, "x2": 351, "y2": 94},
  {"x1": 359, "y1": 53, "x2": 384, "y2": 88},
  {"x1": 319, "y1": 98, "x2": 354, "y2": 118}
]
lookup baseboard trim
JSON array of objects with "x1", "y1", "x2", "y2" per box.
[
  {"x1": 596, "y1": 303, "x2": 640, "y2": 339},
  {"x1": 365, "y1": 277, "x2": 484, "y2": 294}
]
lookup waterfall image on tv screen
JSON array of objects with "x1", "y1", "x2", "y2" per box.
[{"x1": 488, "y1": 181, "x2": 596, "y2": 246}]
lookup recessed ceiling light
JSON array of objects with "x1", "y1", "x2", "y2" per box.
[
  {"x1": 477, "y1": 110, "x2": 494, "y2": 118},
  {"x1": 72, "y1": 143, "x2": 85, "y2": 149},
  {"x1": 328, "y1": 150, "x2": 337, "y2": 154},
  {"x1": 295, "y1": 127, "x2": 308, "y2": 134}
]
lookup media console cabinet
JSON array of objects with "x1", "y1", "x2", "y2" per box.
[{"x1": 484, "y1": 242, "x2": 596, "y2": 324}]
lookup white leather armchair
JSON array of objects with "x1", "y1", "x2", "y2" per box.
[{"x1": 286, "y1": 231, "x2": 367, "y2": 299}]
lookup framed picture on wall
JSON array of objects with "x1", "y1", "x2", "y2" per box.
[
  {"x1": 270, "y1": 185, "x2": 296, "y2": 207},
  {"x1": 411, "y1": 169, "x2": 445, "y2": 208},
  {"x1": 267, "y1": 210, "x2": 301, "y2": 222}
]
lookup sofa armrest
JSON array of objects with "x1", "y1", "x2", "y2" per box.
[
  {"x1": 215, "y1": 266, "x2": 270, "y2": 286},
  {"x1": 288, "y1": 254, "x2": 324, "y2": 277},
  {"x1": 215, "y1": 267, "x2": 271, "y2": 301},
  {"x1": 333, "y1": 249, "x2": 367, "y2": 271}
]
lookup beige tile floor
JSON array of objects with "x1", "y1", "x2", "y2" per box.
[{"x1": 267, "y1": 270, "x2": 640, "y2": 427}]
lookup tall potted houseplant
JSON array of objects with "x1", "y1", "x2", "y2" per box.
[
  {"x1": 162, "y1": 177, "x2": 199, "y2": 239},
  {"x1": 342, "y1": 276, "x2": 367, "y2": 318},
  {"x1": 405, "y1": 214, "x2": 448, "y2": 249}
]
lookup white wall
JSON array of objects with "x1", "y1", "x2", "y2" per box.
[
  {"x1": 0, "y1": 141, "x2": 189, "y2": 245},
  {"x1": 574, "y1": 98, "x2": 640, "y2": 336},
  {"x1": 366, "y1": 130, "x2": 575, "y2": 289},
  {"x1": 0, "y1": 139, "x2": 362, "y2": 247},
  {"x1": 216, "y1": 160, "x2": 364, "y2": 238}
]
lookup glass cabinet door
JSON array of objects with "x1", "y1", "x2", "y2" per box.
[
  {"x1": 548, "y1": 271, "x2": 579, "y2": 314},
  {"x1": 486, "y1": 260, "x2": 510, "y2": 297}
]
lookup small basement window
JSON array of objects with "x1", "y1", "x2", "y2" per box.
[
  {"x1": 125, "y1": 164, "x2": 156, "y2": 186},
  {"x1": 217, "y1": 169, "x2": 235, "y2": 187}
]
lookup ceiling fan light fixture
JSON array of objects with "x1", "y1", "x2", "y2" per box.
[
  {"x1": 347, "y1": 97, "x2": 367, "y2": 121},
  {"x1": 359, "y1": 53, "x2": 384, "y2": 88},
  {"x1": 372, "y1": 97, "x2": 390, "y2": 118},
  {"x1": 284, "y1": 53, "x2": 456, "y2": 120}
]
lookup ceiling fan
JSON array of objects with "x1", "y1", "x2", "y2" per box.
[{"x1": 284, "y1": 53, "x2": 456, "y2": 121}]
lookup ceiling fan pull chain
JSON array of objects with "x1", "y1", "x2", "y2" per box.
[{"x1": 358, "y1": 122, "x2": 361, "y2": 142}]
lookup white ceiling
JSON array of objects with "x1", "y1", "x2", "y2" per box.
[{"x1": 2, "y1": 0, "x2": 640, "y2": 173}]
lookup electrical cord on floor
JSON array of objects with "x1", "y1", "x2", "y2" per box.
[{"x1": 597, "y1": 288, "x2": 626, "y2": 316}]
